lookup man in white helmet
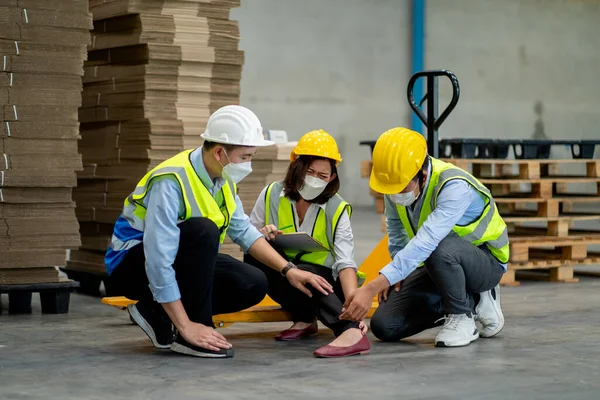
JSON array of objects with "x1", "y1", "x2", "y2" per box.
[{"x1": 105, "y1": 105, "x2": 334, "y2": 358}]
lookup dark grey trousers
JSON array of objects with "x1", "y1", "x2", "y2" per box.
[
  {"x1": 244, "y1": 254, "x2": 360, "y2": 337},
  {"x1": 370, "y1": 236, "x2": 505, "y2": 342}
]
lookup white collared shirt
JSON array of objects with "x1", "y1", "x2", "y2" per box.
[{"x1": 249, "y1": 186, "x2": 357, "y2": 280}]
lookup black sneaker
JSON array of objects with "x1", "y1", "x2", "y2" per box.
[
  {"x1": 127, "y1": 302, "x2": 174, "y2": 349},
  {"x1": 170, "y1": 334, "x2": 234, "y2": 358}
]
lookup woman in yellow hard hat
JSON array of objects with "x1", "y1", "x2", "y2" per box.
[
  {"x1": 340, "y1": 127, "x2": 509, "y2": 348},
  {"x1": 245, "y1": 129, "x2": 370, "y2": 358}
]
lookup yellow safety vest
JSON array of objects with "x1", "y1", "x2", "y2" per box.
[
  {"x1": 119, "y1": 149, "x2": 237, "y2": 245},
  {"x1": 264, "y1": 181, "x2": 351, "y2": 267},
  {"x1": 395, "y1": 158, "x2": 510, "y2": 263}
]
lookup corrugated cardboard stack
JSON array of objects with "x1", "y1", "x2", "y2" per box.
[
  {"x1": 68, "y1": 0, "x2": 245, "y2": 275},
  {"x1": 220, "y1": 142, "x2": 296, "y2": 260},
  {"x1": 0, "y1": 2, "x2": 92, "y2": 284}
]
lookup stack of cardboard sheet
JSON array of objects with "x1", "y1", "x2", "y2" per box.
[
  {"x1": 69, "y1": 0, "x2": 245, "y2": 274},
  {"x1": 0, "y1": 2, "x2": 92, "y2": 284}
]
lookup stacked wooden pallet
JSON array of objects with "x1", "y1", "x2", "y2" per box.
[
  {"x1": 360, "y1": 157, "x2": 600, "y2": 286},
  {"x1": 0, "y1": 2, "x2": 92, "y2": 284},
  {"x1": 67, "y1": 0, "x2": 244, "y2": 279},
  {"x1": 446, "y1": 158, "x2": 600, "y2": 286}
]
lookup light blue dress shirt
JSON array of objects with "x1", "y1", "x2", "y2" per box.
[
  {"x1": 380, "y1": 164, "x2": 507, "y2": 286},
  {"x1": 142, "y1": 147, "x2": 263, "y2": 303}
]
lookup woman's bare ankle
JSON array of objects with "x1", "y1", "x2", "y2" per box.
[
  {"x1": 328, "y1": 327, "x2": 364, "y2": 347},
  {"x1": 289, "y1": 321, "x2": 314, "y2": 330}
]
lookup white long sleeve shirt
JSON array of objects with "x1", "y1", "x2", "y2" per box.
[{"x1": 249, "y1": 186, "x2": 357, "y2": 280}]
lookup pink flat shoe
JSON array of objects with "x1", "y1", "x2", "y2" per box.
[
  {"x1": 313, "y1": 335, "x2": 370, "y2": 358},
  {"x1": 274, "y1": 321, "x2": 319, "y2": 341}
]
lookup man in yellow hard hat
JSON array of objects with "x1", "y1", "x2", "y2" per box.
[{"x1": 340, "y1": 127, "x2": 508, "y2": 347}]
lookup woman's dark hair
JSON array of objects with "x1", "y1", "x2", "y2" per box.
[{"x1": 283, "y1": 155, "x2": 340, "y2": 205}]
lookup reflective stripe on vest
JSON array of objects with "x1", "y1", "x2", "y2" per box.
[
  {"x1": 109, "y1": 149, "x2": 237, "y2": 251},
  {"x1": 395, "y1": 158, "x2": 509, "y2": 264},
  {"x1": 264, "y1": 181, "x2": 351, "y2": 268}
]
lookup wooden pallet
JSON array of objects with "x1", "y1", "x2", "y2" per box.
[
  {"x1": 444, "y1": 158, "x2": 600, "y2": 180},
  {"x1": 501, "y1": 251, "x2": 600, "y2": 286},
  {"x1": 445, "y1": 159, "x2": 600, "y2": 213},
  {"x1": 503, "y1": 213, "x2": 600, "y2": 237},
  {"x1": 361, "y1": 160, "x2": 372, "y2": 178},
  {"x1": 508, "y1": 232, "x2": 600, "y2": 263},
  {"x1": 373, "y1": 198, "x2": 599, "y2": 236},
  {"x1": 500, "y1": 230, "x2": 600, "y2": 285},
  {"x1": 364, "y1": 159, "x2": 600, "y2": 199},
  {"x1": 495, "y1": 195, "x2": 600, "y2": 217},
  {"x1": 375, "y1": 197, "x2": 385, "y2": 214},
  {"x1": 478, "y1": 177, "x2": 600, "y2": 198}
]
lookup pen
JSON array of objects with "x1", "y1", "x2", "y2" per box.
[{"x1": 279, "y1": 224, "x2": 294, "y2": 230}]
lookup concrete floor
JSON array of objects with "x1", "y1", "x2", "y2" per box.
[{"x1": 1, "y1": 208, "x2": 600, "y2": 400}]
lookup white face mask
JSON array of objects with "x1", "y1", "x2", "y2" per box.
[
  {"x1": 220, "y1": 151, "x2": 252, "y2": 184},
  {"x1": 390, "y1": 187, "x2": 419, "y2": 206},
  {"x1": 299, "y1": 175, "x2": 329, "y2": 201}
]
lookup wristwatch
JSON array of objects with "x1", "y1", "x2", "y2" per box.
[{"x1": 281, "y1": 261, "x2": 297, "y2": 277}]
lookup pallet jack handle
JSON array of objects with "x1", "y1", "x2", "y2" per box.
[{"x1": 407, "y1": 69, "x2": 460, "y2": 158}]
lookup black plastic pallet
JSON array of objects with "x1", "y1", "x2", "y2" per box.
[
  {"x1": 0, "y1": 280, "x2": 80, "y2": 315},
  {"x1": 439, "y1": 139, "x2": 599, "y2": 160},
  {"x1": 361, "y1": 139, "x2": 600, "y2": 160},
  {"x1": 59, "y1": 268, "x2": 114, "y2": 297},
  {"x1": 440, "y1": 139, "x2": 511, "y2": 159}
]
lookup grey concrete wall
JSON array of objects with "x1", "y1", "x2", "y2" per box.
[
  {"x1": 233, "y1": 0, "x2": 600, "y2": 206},
  {"x1": 427, "y1": 0, "x2": 600, "y2": 145},
  {"x1": 232, "y1": 0, "x2": 412, "y2": 206}
]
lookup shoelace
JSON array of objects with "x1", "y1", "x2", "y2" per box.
[{"x1": 435, "y1": 315, "x2": 465, "y2": 332}]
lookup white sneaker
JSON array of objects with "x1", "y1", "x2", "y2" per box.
[
  {"x1": 475, "y1": 285, "x2": 504, "y2": 338},
  {"x1": 434, "y1": 314, "x2": 479, "y2": 347}
]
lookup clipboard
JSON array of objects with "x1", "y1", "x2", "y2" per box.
[{"x1": 271, "y1": 232, "x2": 329, "y2": 253}]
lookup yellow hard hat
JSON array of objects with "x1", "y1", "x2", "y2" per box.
[
  {"x1": 369, "y1": 127, "x2": 427, "y2": 194},
  {"x1": 290, "y1": 129, "x2": 342, "y2": 164}
]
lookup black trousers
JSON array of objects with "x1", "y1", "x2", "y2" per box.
[
  {"x1": 109, "y1": 218, "x2": 268, "y2": 327},
  {"x1": 244, "y1": 254, "x2": 360, "y2": 337},
  {"x1": 370, "y1": 236, "x2": 505, "y2": 342}
]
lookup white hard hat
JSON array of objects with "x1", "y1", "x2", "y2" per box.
[{"x1": 201, "y1": 105, "x2": 274, "y2": 147}]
